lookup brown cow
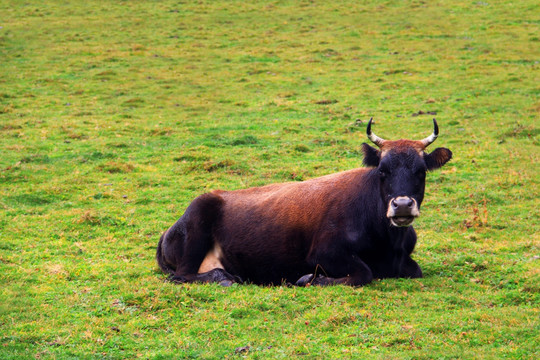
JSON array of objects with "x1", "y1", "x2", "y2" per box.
[{"x1": 156, "y1": 119, "x2": 452, "y2": 286}]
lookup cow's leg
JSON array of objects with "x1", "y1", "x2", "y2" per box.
[
  {"x1": 370, "y1": 229, "x2": 422, "y2": 279},
  {"x1": 399, "y1": 256, "x2": 422, "y2": 278},
  {"x1": 170, "y1": 268, "x2": 242, "y2": 286},
  {"x1": 398, "y1": 229, "x2": 422, "y2": 278},
  {"x1": 296, "y1": 252, "x2": 373, "y2": 287}
]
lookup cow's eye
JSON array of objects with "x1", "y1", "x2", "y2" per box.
[{"x1": 379, "y1": 169, "x2": 388, "y2": 179}]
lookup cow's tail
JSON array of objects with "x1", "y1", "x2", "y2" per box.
[{"x1": 156, "y1": 230, "x2": 178, "y2": 275}]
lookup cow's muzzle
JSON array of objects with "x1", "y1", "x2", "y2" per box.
[{"x1": 387, "y1": 196, "x2": 420, "y2": 227}]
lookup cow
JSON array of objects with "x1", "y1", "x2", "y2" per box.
[{"x1": 156, "y1": 119, "x2": 452, "y2": 286}]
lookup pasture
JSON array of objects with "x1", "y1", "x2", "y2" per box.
[{"x1": 1, "y1": 0, "x2": 538, "y2": 358}]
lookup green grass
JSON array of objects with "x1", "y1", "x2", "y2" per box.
[{"x1": 1, "y1": 0, "x2": 538, "y2": 358}]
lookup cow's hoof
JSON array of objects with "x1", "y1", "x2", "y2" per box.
[
  {"x1": 295, "y1": 274, "x2": 314, "y2": 287},
  {"x1": 219, "y1": 279, "x2": 234, "y2": 287},
  {"x1": 169, "y1": 275, "x2": 187, "y2": 284},
  {"x1": 310, "y1": 275, "x2": 333, "y2": 286}
]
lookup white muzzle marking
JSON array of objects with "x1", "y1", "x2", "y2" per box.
[{"x1": 387, "y1": 197, "x2": 420, "y2": 227}]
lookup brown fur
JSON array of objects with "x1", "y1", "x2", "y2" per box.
[
  {"x1": 380, "y1": 139, "x2": 426, "y2": 156},
  {"x1": 216, "y1": 168, "x2": 370, "y2": 231}
]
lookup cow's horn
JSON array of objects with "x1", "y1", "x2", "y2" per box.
[
  {"x1": 366, "y1": 118, "x2": 386, "y2": 148},
  {"x1": 420, "y1": 118, "x2": 439, "y2": 148}
]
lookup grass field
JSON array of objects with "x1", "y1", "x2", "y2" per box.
[{"x1": 1, "y1": 0, "x2": 538, "y2": 358}]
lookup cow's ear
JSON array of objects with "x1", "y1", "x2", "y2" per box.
[
  {"x1": 424, "y1": 147, "x2": 452, "y2": 171},
  {"x1": 362, "y1": 143, "x2": 381, "y2": 167}
]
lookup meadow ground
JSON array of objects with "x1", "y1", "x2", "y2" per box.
[{"x1": 0, "y1": 0, "x2": 538, "y2": 358}]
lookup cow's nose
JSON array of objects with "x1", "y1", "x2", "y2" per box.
[{"x1": 391, "y1": 197, "x2": 415, "y2": 214}]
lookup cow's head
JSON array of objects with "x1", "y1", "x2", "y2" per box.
[{"x1": 362, "y1": 119, "x2": 452, "y2": 227}]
